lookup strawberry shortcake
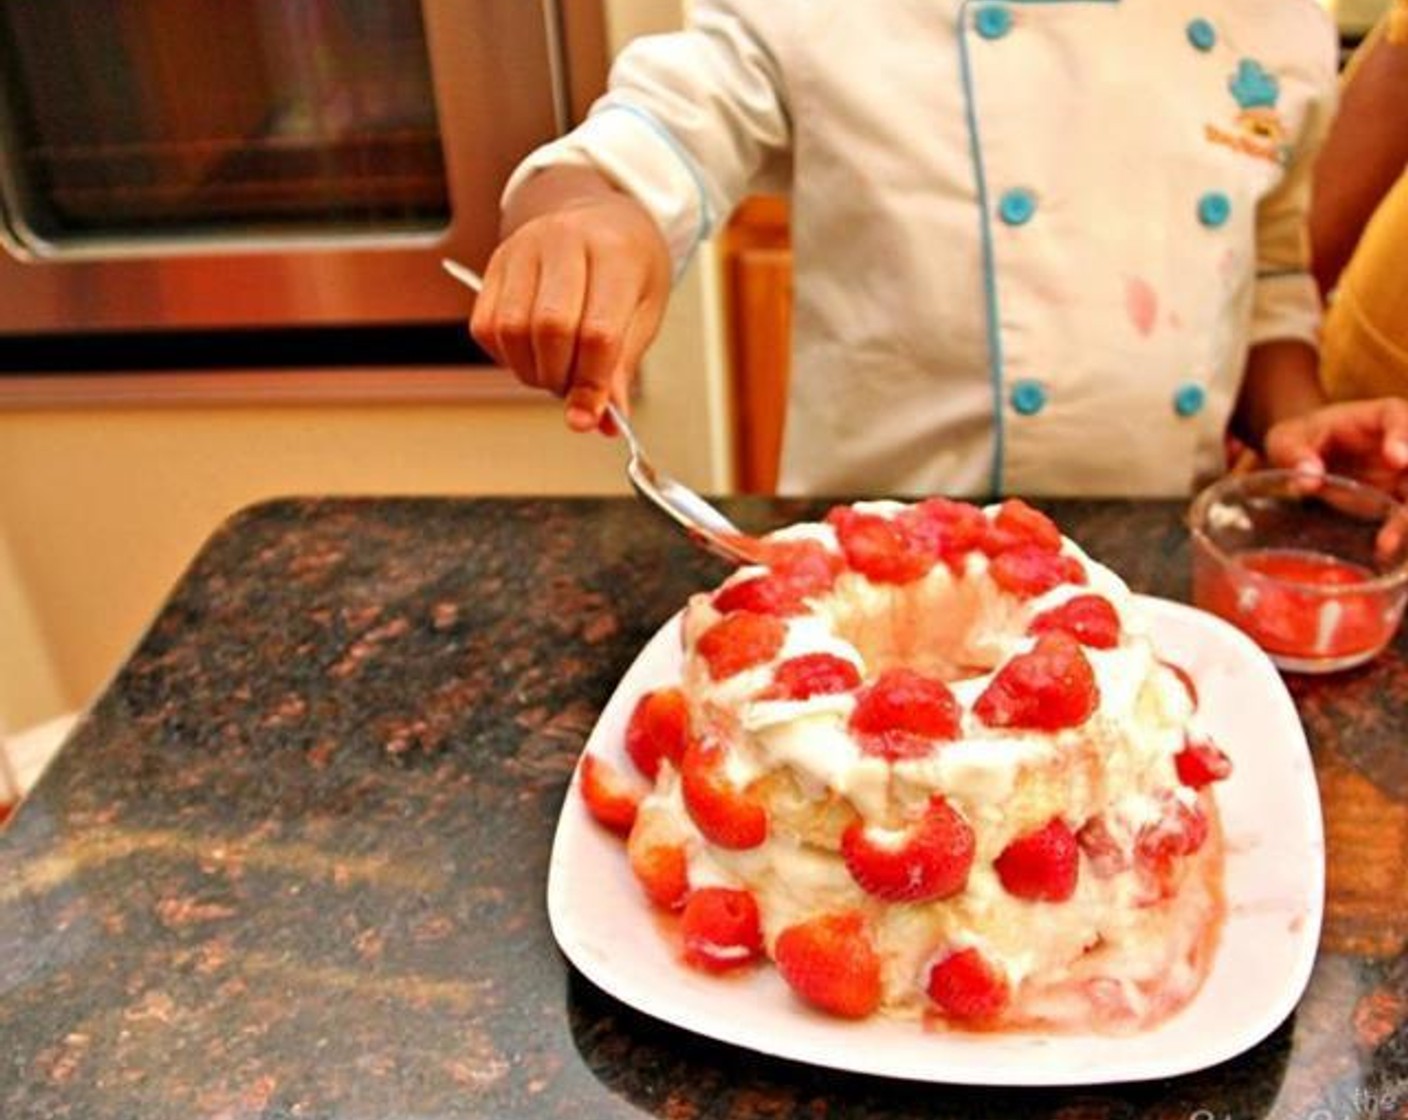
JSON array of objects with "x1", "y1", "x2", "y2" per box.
[{"x1": 580, "y1": 498, "x2": 1230, "y2": 1033}]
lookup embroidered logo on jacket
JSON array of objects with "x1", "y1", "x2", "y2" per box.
[{"x1": 1204, "y1": 59, "x2": 1290, "y2": 166}]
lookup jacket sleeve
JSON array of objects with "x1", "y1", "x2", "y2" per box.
[
  {"x1": 1249, "y1": 20, "x2": 1338, "y2": 349},
  {"x1": 502, "y1": 1, "x2": 791, "y2": 278}
]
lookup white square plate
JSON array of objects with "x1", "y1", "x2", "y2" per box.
[{"x1": 545, "y1": 597, "x2": 1324, "y2": 1085}]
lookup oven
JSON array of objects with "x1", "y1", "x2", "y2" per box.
[{"x1": 0, "y1": 0, "x2": 605, "y2": 363}]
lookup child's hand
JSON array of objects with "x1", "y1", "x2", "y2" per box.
[
  {"x1": 470, "y1": 168, "x2": 672, "y2": 432},
  {"x1": 1264, "y1": 398, "x2": 1408, "y2": 494},
  {"x1": 1265, "y1": 398, "x2": 1408, "y2": 555}
]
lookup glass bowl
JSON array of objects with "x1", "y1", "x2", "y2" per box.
[{"x1": 1188, "y1": 470, "x2": 1408, "y2": 673}]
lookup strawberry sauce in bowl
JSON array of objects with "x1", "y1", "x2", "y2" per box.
[{"x1": 1189, "y1": 470, "x2": 1408, "y2": 672}]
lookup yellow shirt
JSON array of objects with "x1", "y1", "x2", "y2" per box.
[{"x1": 1321, "y1": 2, "x2": 1408, "y2": 400}]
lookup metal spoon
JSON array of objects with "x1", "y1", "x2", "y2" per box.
[{"x1": 441, "y1": 259, "x2": 760, "y2": 565}]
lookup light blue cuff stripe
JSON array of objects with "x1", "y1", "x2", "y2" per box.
[{"x1": 593, "y1": 101, "x2": 716, "y2": 276}]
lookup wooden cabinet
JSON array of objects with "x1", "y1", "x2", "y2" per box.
[{"x1": 722, "y1": 196, "x2": 792, "y2": 494}]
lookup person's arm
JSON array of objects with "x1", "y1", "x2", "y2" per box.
[
  {"x1": 470, "y1": 1, "x2": 792, "y2": 432},
  {"x1": 1311, "y1": 15, "x2": 1408, "y2": 296},
  {"x1": 1232, "y1": 339, "x2": 1326, "y2": 453}
]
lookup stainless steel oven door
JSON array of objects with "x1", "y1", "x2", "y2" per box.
[{"x1": 0, "y1": 0, "x2": 589, "y2": 333}]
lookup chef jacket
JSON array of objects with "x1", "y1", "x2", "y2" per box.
[{"x1": 505, "y1": 0, "x2": 1337, "y2": 497}]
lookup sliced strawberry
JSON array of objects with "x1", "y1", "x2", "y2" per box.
[
  {"x1": 1029, "y1": 594, "x2": 1121, "y2": 649},
  {"x1": 974, "y1": 634, "x2": 1099, "y2": 731},
  {"x1": 1174, "y1": 737, "x2": 1232, "y2": 788},
  {"x1": 1076, "y1": 815, "x2": 1128, "y2": 879},
  {"x1": 579, "y1": 755, "x2": 643, "y2": 837},
  {"x1": 765, "y1": 653, "x2": 862, "y2": 701},
  {"x1": 849, "y1": 668, "x2": 961, "y2": 760},
  {"x1": 989, "y1": 545, "x2": 1087, "y2": 599},
  {"x1": 680, "y1": 887, "x2": 764, "y2": 972},
  {"x1": 995, "y1": 817, "x2": 1079, "y2": 902},
  {"x1": 926, "y1": 947, "x2": 1010, "y2": 1023},
  {"x1": 756, "y1": 538, "x2": 844, "y2": 595},
  {"x1": 982, "y1": 499, "x2": 1063, "y2": 555},
  {"x1": 713, "y1": 574, "x2": 808, "y2": 617},
  {"x1": 1161, "y1": 660, "x2": 1200, "y2": 710},
  {"x1": 697, "y1": 612, "x2": 787, "y2": 681},
  {"x1": 680, "y1": 737, "x2": 768, "y2": 849},
  {"x1": 1135, "y1": 796, "x2": 1209, "y2": 901},
  {"x1": 897, "y1": 499, "x2": 988, "y2": 569},
  {"x1": 827, "y1": 507, "x2": 935, "y2": 585},
  {"x1": 628, "y1": 836, "x2": 689, "y2": 911},
  {"x1": 774, "y1": 911, "x2": 883, "y2": 1019},
  {"x1": 841, "y1": 795, "x2": 975, "y2": 902},
  {"x1": 625, "y1": 687, "x2": 690, "y2": 780}
]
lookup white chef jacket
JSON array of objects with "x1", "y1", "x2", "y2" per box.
[{"x1": 505, "y1": 0, "x2": 1337, "y2": 498}]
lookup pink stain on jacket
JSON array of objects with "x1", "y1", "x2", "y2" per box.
[{"x1": 1126, "y1": 277, "x2": 1158, "y2": 337}]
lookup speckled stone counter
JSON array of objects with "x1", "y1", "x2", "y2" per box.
[{"x1": 2, "y1": 498, "x2": 1405, "y2": 1120}]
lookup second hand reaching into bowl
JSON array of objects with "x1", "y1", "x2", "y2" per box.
[{"x1": 441, "y1": 258, "x2": 761, "y2": 566}]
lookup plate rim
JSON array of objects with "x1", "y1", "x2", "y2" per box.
[{"x1": 545, "y1": 595, "x2": 1325, "y2": 1086}]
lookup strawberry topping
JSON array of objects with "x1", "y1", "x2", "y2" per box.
[
  {"x1": 697, "y1": 612, "x2": 786, "y2": 681},
  {"x1": 989, "y1": 545, "x2": 1088, "y2": 598},
  {"x1": 680, "y1": 887, "x2": 764, "y2": 972},
  {"x1": 827, "y1": 507, "x2": 936, "y2": 585},
  {"x1": 926, "y1": 947, "x2": 1011, "y2": 1023},
  {"x1": 713, "y1": 575, "x2": 808, "y2": 617},
  {"x1": 625, "y1": 687, "x2": 690, "y2": 780},
  {"x1": 765, "y1": 653, "x2": 863, "y2": 701},
  {"x1": 1076, "y1": 815, "x2": 1129, "y2": 879},
  {"x1": 982, "y1": 498, "x2": 1063, "y2": 555},
  {"x1": 578, "y1": 755, "x2": 643, "y2": 837},
  {"x1": 1029, "y1": 594, "x2": 1121, "y2": 649},
  {"x1": 774, "y1": 911, "x2": 883, "y2": 1019},
  {"x1": 994, "y1": 817, "x2": 1080, "y2": 902},
  {"x1": 896, "y1": 499, "x2": 988, "y2": 569},
  {"x1": 627, "y1": 836, "x2": 689, "y2": 911},
  {"x1": 974, "y1": 633, "x2": 1099, "y2": 731},
  {"x1": 679, "y1": 737, "x2": 768, "y2": 849},
  {"x1": 841, "y1": 795, "x2": 975, "y2": 902},
  {"x1": 1174, "y1": 737, "x2": 1233, "y2": 788},
  {"x1": 849, "y1": 668, "x2": 961, "y2": 759}
]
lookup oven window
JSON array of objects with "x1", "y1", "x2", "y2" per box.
[{"x1": 0, "y1": 0, "x2": 449, "y2": 250}]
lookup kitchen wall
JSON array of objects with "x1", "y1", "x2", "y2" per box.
[{"x1": 0, "y1": 0, "x2": 729, "y2": 732}]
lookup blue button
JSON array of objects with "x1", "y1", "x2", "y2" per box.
[
  {"x1": 1174, "y1": 383, "x2": 1207, "y2": 418},
  {"x1": 1198, "y1": 191, "x2": 1231, "y2": 228},
  {"x1": 998, "y1": 188, "x2": 1037, "y2": 226},
  {"x1": 1011, "y1": 380, "x2": 1048, "y2": 416},
  {"x1": 1186, "y1": 18, "x2": 1217, "y2": 52},
  {"x1": 975, "y1": 4, "x2": 1013, "y2": 39}
]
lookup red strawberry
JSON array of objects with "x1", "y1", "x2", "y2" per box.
[
  {"x1": 995, "y1": 818, "x2": 1079, "y2": 902},
  {"x1": 757, "y1": 539, "x2": 844, "y2": 595},
  {"x1": 625, "y1": 687, "x2": 690, "y2": 780},
  {"x1": 849, "y1": 668, "x2": 961, "y2": 759},
  {"x1": 926, "y1": 947, "x2": 1010, "y2": 1023},
  {"x1": 697, "y1": 612, "x2": 787, "y2": 681},
  {"x1": 1135, "y1": 796, "x2": 1209, "y2": 901},
  {"x1": 774, "y1": 911, "x2": 883, "y2": 1019},
  {"x1": 579, "y1": 755, "x2": 643, "y2": 837},
  {"x1": 1174, "y1": 737, "x2": 1232, "y2": 788},
  {"x1": 628, "y1": 837, "x2": 689, "y2": 911},
  {"x1": 1161, "y1": 660, "x2": 1200, "y2": 710},
  {"x1": 827, "y1": 508, "x2": 935, "y2": 585},
  {"x1": 766, "y1": 653, "x2": 862, "y2": 701},
  {"x1": 680, "y1": 738, "x2": 768, "y2": 849},
  {"x1": 897, "y1": 499, "x2": 988, "y2": 568},
  {"x1": 1076, "y1": 815, "x2": 1128, "y2": 879},
  {"x1": 989, "y1": 545, "x2": 1087, "y2": 598},
  {"x1": 982, "y1": 499, "x2": 1063, "y2": 555},
  {"x1": 841, "y1": 795, "x2": 975, "y2": 902},
  {"x1": 680, "y1": 887, "x2": 764, "y2": 972},
  {"x1": 713, "y1": 574, "x2": 807, "y2": 617},
  {"x1": 974, "y1": 634, "x2": 1099, "y2": 731},
  {"x1": 1029, "y1": 595, "x2": 1121, "y2": 649}
]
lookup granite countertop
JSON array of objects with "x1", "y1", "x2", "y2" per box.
[{"x1": 1, "y1": 497, "x2": 1405, "y2": 1120}]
